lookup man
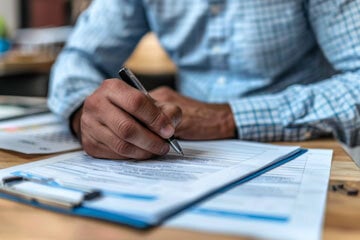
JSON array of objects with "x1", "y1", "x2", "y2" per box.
[{"x1": 49, "y1": 0, "x2": 360, "y2": 159}]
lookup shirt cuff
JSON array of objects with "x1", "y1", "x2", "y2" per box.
[{"x1": 229, "y1": 94, "x2": 293, "y2": 141}]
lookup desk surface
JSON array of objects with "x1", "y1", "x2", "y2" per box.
[{"x1": 0, "y1": 139, "x2": 359, "y2": 240}]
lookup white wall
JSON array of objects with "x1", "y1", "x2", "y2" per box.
[{"x1": 0, "y1": 0, "x2": 19, "y2": 36}]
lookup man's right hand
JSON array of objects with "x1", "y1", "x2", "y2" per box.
[{"x1": 71, "y1": 79, "x2": 182, "y2": 160}]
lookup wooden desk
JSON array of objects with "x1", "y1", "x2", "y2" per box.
[{"x1": 0, "y1": 139, "x2": 359, "y2": 240}]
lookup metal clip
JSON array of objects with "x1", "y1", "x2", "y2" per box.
[{"x1": 0, "y1": 176, "x2": 101, "y2": 209}]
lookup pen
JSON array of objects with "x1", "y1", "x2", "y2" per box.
[{"x1": 118, "y1": 67, "x2": 184, "y2": 156}]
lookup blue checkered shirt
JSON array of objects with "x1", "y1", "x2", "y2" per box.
[{"x1": 48, "y1": 0, "x2": 360, "y2": 146}]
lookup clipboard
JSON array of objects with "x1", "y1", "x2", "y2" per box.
[
  {"x1": 0, "y1": 148, "x2": 307, "y2": 229},
  {"x1": 0, "y1": 175, "x2": 151, "y2": 228}
]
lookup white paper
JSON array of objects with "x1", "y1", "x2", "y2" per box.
[
  {"x1": 0, "y1": 140, "x2": 300, "y2": 225},
  {"x1": 166, "y1": 149, "x2": 333, "y2": 240},
  {"x1": 0, "y1": 96, "x2": 48, "y2": 121},
  {"x1": 11, "y1": 181, "x2": 84, "y2": 203},
  {"x1": 0, "y1": 105, "x2": 26, "y2": 119},
  {"x1": 0, "y1": 113, "x2": 81, "y2": 154}
]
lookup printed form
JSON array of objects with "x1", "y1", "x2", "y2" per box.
[
  {"x1": 166, "y1": 149, "x2": 333, "y2": 240},
  {"x1": 0, "y1": 140, "x2": 301, "y2": 226},
  {"x1": 0, "y1": 113, "x2": 81, "y2": 154}
]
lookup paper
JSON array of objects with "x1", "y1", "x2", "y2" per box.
[
  {"x1": 0, "y1": 113, "x2": 81, "y2": 154},
  {"x1": 166, "y1": 149, "x2": 332, "y2": 240},
  {"x1": 0, "y1": 96, "x2": 48, "y2": 121},
  {"x1": 0, "y1": 140, "x2": 301, "y2": 226}
]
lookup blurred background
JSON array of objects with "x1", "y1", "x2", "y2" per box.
[{"x1": 0, "y1": 0, "x2": 176, "y2": 99}]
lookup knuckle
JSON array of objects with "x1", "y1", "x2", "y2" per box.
[
  {"x1": 148, "y1": 141, "x2": 166, "y2": 154},
  {"x1": 157, "y1": 86, "x2": 172, "y2": 95},
  {"x1": 148, "y1": 111, "x2": 165, "y2": 129},
  {"x1": 114, "y1": 141, "x2": 133, "y2": 155},
  {"x1": 83, "y1": 95, "x2": 100, "y2": 112},
  {"x1": 102, "y1": 79, "x2": 119, "y2": 90},
  {"x1": 83, "y1": 97, "x2": 94, "y2": 110},
  {"x1": 153, "y1": 87, "x2": 173, "y2": 102},
  {"x1": 170, "y1": 105, "x2": 182, "y2": 126},
  {"x1": 82, "y1": 137, "x2": 96, "y2": 156},
  {"x1": 168, "y1": 104, "x2": 182, "y2": 117},
  {"x1": 175, "y1": 105, "x2": 182, "y2": 118},
  {"x1": 80, "y1": 114, "x2": 91, "y2": 129},
  {"x1": 116, "y1": 120, "x2": 136, "y2": 140},
  {"x1": 128, "y1": 92, "x2": 147, "y2": 112}
]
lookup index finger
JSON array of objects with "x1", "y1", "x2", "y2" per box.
[{"x1": 102, "y1": 79, "x2": 175, "y2": 139}]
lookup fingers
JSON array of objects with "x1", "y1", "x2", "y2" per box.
[
  {"x1": 157, "y1": 103, "x2": 182, "y2": 127},
  {"x1": 81, "y1": 120, "x2": 158, "y2": 160},
  {"x1": 84, "y1": 102, "x2": 170, "y2": 156},
  {"x1": 103, "y1": 80, "x2": 175, "y2": 139},
  {"x1": 80, "y1": 79, "x2": 178, "y2": 160},
  {"x1": 82, "y1": 131, "x2": 128, "y2": 159}
]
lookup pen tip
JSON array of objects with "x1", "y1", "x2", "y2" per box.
[{"x1": 169, "y1": 139, "x2": 184, "y2": 156}]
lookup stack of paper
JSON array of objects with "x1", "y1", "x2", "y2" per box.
[
  {"x1": 0, "y1": 113, "x2": 81, "y2": 154},
  {"x1": 0, "y1": 140, "x2": 303, "y2": 228},
  {"x1": 167, "y1": 149, "x2": 332, "y2": 240}
]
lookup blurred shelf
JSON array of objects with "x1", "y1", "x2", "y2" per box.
[{"x1": 0, "y1": 50, "x2": 54, "y2": 76}]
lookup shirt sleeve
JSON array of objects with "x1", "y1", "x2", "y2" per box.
[
  {"x1": 229, "y1": 0, "x2": 360, "y2": 146},
  {"x1": 48, "y1": 0, "x2": 150, "y2": 119}
]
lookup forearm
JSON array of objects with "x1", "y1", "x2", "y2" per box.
[
  {"x1": 229, "y1": 71, "x2": 360, "y2": 145},
  {"x1": 47, "y1": 0, "x2": 149, "y2": 119},
  {"x1": 48, "y1": 52, "x2": 104, "y2": 119}
]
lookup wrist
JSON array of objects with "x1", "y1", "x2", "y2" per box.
[
  {"x1": 70, "y1": 106, "x2": 83, "y2": 140},
  {"x1": 214, "y1": 104, "x2": 237, "y2": 139}
]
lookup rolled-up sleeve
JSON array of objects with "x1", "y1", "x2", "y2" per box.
[{"x1": 48, "y1": 0, "x2": 150, "y2": 118}]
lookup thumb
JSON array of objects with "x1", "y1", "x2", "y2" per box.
[{"x1": 157, "y1": 102, "x2": 182, "y2": 128}]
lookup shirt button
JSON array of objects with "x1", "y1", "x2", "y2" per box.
[{"x1": 217, "y1": 76, "x2": 226, "y2": 85}]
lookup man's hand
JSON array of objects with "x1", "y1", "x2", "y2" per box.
[
  {"x1": 71, "y1": 79, "x2": 182, "y2": 160},
  {"x1": 150, "y1": 87, "x2": 236, "y2": 140}
]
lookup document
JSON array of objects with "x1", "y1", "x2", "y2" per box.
[
  {"x1": 0, "y1": 140, "x2": 302, "y2": 227},
  {"x1": 166, "y1": 149, "x2": 332, "y2": 240},
  {"x1": 0, "y1": 96, "x2": 48, "y2": 121},
  {"x1": 0, "y1": 113, "x2": 81, "y2": 154}
]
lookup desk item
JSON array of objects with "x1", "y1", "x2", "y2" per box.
[
  {"x1": 0, "y1": 16, "x2": 10, "y2": 55},
  {"x1": 0, "y1": 105, "x2": 46, "y2": 121},
  {"x1": 167, "y1": 149, "x2": 332, "y2": 240},
  {"x1": 119, "y1": 67, "x2": 184, "y2": 156},
  {"x1": 0, "y1": 96, "x2": 48, "y2": 121},
  {"x1": 339, "y1": 143, "x2": 360, "y2": 168},
  {"x1": 0, "y1": 140, "x2": 304, "y2": 228},
  {"x1": 14, "y1": 26, "x2": 72, "y2": 58},
  {"x1": 0, "y1": 113, "x2": 81, "y2": 154},
  {"x1": 0, "y1": 38, "x2": 10, "y2": 55},
  {"x1": 331, "y1": 183, "x2": 359, "y2": 196}
]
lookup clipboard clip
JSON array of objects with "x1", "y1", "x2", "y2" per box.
[{"x1": 0, "y1": 176, "x2": 102, "y2": 209}]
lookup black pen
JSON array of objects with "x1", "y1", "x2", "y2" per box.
[{"x1": 118, "y1": 67, "x2": 184, "y2": 156}]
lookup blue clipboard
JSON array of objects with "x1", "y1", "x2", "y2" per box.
[{"x1": 0, "y1": 149, "x2": 307, "y2": 229}]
